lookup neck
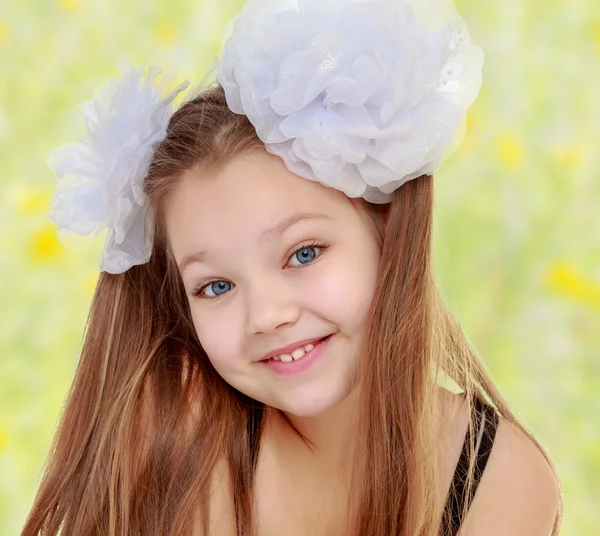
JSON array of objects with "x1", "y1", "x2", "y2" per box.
[{"x1": 266, "y1": 383, "x2": 362, "y2": 477}]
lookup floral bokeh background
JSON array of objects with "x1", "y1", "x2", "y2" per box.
[{"x1": 1, "y1": 0, "x2": 599, "y2": 534}]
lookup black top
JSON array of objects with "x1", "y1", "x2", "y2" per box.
[{"x1": 440, "y1": 393, "x2": 500, "y2": 536}]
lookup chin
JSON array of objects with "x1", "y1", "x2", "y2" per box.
[
  {"x1": 282, "y1": 404, "x2": 331, "y2": 418},
  {"x1": 278, "y1": 382, "x2": 353, "y2": 418}
]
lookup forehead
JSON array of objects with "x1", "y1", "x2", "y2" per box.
[{"x1": 164, "y1": 150, "x2": 349, "y2": 260}]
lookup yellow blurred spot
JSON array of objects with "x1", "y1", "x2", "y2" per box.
[
  {"x1": 29, "y1": 224, "x2": 63, "y2": 262},
  {"x1": 14, "y1": 190, "x2": 53, "y2": 217},
  {"x1": 81, "y1": 273, "x2": 99, "y2": 296},
  {"x1": 549, "y1": 141, "x2": 590, "y2": 168},
  {"x1": 153, "y1": 23, "x2": 176, "y2": 45},
  {"x1": 546, "y1": 262, "x2": 600, "y2": 310},
  {"x1": 547, "y1": 263, "x2": 585, "y2": 296},
  {"x1": 497, "y1": 134, "x2": 522, "y2": 170},
  {"x1": 462, "y1": 108, "x2": 479, "y2": 149},
  {"x1": 0, "y1": 25, "x2": 7, "y2": 45},
  {"x1": 59, "y1": 0, "x2": 80, "y2": 12},
  {"x1": 0, "y1": 426, "x2": 6, "y2": 452},
  {"x1": 593, "y1": 23, "x2": 600, "y2": 56},
  {"x1": 466, "y1": 108, "x2": 478, "y2": 133}
]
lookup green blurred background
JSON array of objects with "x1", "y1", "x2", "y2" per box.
[{"x1": 1, "y1": 0, "x2": 599, "y2": 534}]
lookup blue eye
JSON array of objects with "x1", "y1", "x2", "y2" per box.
[
  {"x1": 204, "y1": 281, "x2": 232, "y2": 298},
  {"x1": 190, "y1": 241, "x2": 327, "y2": 299},
  {"x1": 290, "y1": 245, "x2": 318, "y2": 266}
]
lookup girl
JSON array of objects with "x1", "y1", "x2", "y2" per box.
[{"x1": 23, "y1": 0, "x2": 562, "y2": 534}]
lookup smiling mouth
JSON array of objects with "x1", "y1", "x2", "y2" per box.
[{"x1": 263, "y1": 335, "x2": 331, "y2": 363}]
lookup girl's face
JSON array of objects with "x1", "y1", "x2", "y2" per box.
[{"x1": 165, "y1": 150, "x2": 382, "y2": 417}]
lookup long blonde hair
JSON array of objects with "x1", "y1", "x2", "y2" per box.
[{"x1": 23, "y1": 83, "x2": 563, "y2": 535}]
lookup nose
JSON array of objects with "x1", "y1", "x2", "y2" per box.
[{"x1": 244, "y1": 277, "x2": 300, "y2": 336}]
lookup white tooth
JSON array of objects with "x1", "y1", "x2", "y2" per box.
[
  {"x1": 291, "y1": 347, "x2": 306, "y2": 360},
  {"x1": 273, "y1": 339, "x2": 322, "y2": 362},
  {"x1": 272, "y1": 356, "x2": 281, "y2": 361},
  {"x1": 280, "y1": 354, "x2": 293, "y2": 362}
]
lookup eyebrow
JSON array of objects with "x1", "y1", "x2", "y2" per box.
[{"x1": 178, "y1": 211, "x2": 334, "y2": 275}]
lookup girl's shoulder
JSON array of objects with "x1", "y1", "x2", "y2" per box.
[
  {"x1": 196, "y1": 456, "x2": 236, "y2": 536},
  {"x1": 199, "y1": 391, "x2": 560, "y2": 536},
  {"x1": 439, "y1": 390, "x2": 560, "y2": 536}
]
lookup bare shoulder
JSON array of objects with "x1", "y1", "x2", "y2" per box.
[
  {"x1": 192, "y1": 456, "x2": 237, "y2": 536},
  {"x1": 459, "y1": 414, "x2": 561, "y2": 535}
]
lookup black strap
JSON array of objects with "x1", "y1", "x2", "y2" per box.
[{"x1": 441, "y1": 394, "x2": 499, "y2": 536}]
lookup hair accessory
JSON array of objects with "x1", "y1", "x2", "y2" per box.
[
  {"x1": 47, "y1": 57, "x2": 190, "y2": 274},
  {"x1": 218, "y1": 0, "x2": 484, "y2": 203},
  {"x1": 47, "y1": 0, "x2": 483, "y2": 273}
]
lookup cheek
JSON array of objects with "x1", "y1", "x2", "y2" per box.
[
  {"x1": 190, "y1": 310, "x2": 237, "y2": 370},
  {"x1": 311, "y1": 249, "x2": 379, "y2": 331}
]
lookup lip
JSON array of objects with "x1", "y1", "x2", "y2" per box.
[
  {"x1": 259, "y1": 334, "x2": 333, "y2": 376},
  {"x1": 257, "y1": 335, "x2": 331, "y2": 362}
]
